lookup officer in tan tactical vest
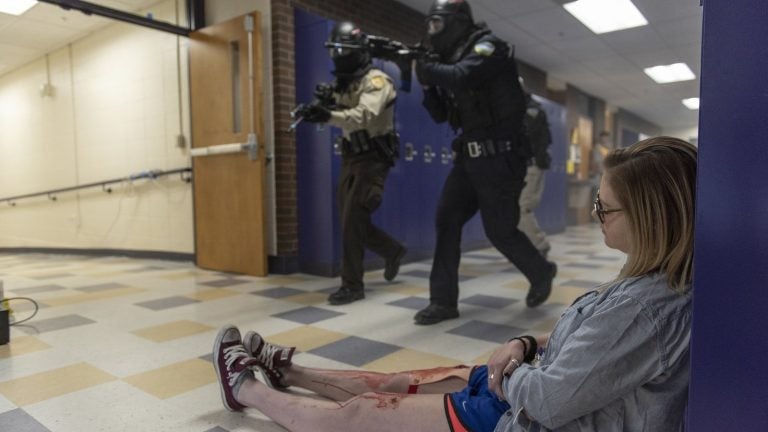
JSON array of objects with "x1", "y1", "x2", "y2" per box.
[{"x1": 299, "y1": 21, "x2": 407, "y2": 305}]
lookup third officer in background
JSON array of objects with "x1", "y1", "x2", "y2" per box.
[
  {"x1": 518, "y1": 90, "x2": 553, "y2": 259},
  {"x1": 413, "y1": 0, "x2": 557, "y2": 325},
  {"x1": 300, "y1": 21, "x2": 407, "y2": 305}
]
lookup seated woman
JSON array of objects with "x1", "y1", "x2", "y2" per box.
[{"x1": 212, "y1": 136, "x2": 697, "y2": 431}]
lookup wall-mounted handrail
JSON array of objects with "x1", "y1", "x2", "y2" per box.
[{"x1": 0, "y1": 167, "x2": 192, "y2": 207}]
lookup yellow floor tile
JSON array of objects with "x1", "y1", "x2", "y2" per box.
[
  {"x1": 0, "y1": 335, "x2": 50, "y2": 359},
  {"x1": 186, "y1": 288, "x2": 241, "y2": 302},
  {"x1": 123, "y1": 358, "x2": 215, "y2": 399},
  {"x1": 42, "y1": 287, "x2": 145, "y2": 306},
  {"x1": 132, "y1": 320, "x2": 215, "y2": 343},
  {"x1": 266, "y1": 326, "x2": 348, "y2": 352},
  {"x1": 0, "y1": 362, "x2": 116, "y2": 406}
]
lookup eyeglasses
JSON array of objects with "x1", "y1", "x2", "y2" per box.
[{"x1": 593, "y1": 191, "x2": 623, "y2": 224}]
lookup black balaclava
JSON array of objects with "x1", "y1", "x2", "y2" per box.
[{"x1": 426, "y1": 0, "x2": 475, "y2": 59}]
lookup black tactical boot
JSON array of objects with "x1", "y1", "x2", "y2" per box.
[
  {"x1": 414, "y1": 303, "x2": 459, "y2": 325},
  {"x1": 328, "y1": 287, "x2": 365, "y2": 305},
  {"x1": 384, "y1": 246, "x2": 407, "y2": 282},
  {"x1": 526, "y1": 261, "x2": 557, "y2": 308}
]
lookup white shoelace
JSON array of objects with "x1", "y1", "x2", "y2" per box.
[
  {"x1": 255, "y1": 342, "x2": 281, "y2": 370},
  {"x1": 224, "y1": 345, "x2": 251, "y2": 387}
]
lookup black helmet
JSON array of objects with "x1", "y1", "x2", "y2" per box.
[
  {"x1": 428, "y1": 0, "x2": 473, "y2": 21},
  {"x1": 425, "y1": 0, "x2": 475, "y2": 58},
  {"x1": 326, "y1": 21, "x2": 371, "y2": 78}
]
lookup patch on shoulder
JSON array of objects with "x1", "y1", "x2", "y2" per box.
[
  {"x1": 527, "y1": 107, "x2": 540, "y2": 116},
  {"x1": 474, "y1": 41, "x2": 496, "y2": 56},
  {"x1": 370, "y1": 75, "x2": 386, "y2": 89}
]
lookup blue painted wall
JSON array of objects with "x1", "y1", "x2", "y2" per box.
[{"x1": 688, "y1": 0, "x2": 768, "y2": 430}]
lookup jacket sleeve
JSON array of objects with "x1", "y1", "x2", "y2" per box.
[
  {"x1": 417, "y1": 36, "x2": 510, "y2": 91},
  {"x1": 504, "y1": 294, "x2": 664, "y2": 429},
  {"x1": 422, "y1": 86, "x2": 448, "y2": 123},
  {"x1": 328, "y1": 74, "x2": 395, "y2": 131}
]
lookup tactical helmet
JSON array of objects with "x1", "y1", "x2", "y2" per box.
[
  {"x1": 326, "y1": 21, "x2": 371, "y2": 77},
  {"x1": 425, "y1": 0, "x2": 475, "y2": 58},
  {"x1": 428, "y1": 0, "x2": 473, "y2": 21}
]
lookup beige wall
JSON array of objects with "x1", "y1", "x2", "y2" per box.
[{"x1": 0, "y1": 0, "x2": 193, "y2": 253}]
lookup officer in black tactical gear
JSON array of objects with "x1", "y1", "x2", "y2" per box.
[
  {"x1": 413, "y1": 0, "x2": 557, "y2": 325},
  {"x1": 518, "y1": 91, "x2": 553, "y2": 259},
  {"x1": 300, "y1": 21, "x2": 407, "y2": 305}
]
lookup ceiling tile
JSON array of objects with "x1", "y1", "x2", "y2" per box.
[
  {"x1": 600, "y1": 26, "x2": 669, "y2": 55},
  {"x1": 635, "y1": 0, "x2": 704, "y2": 23},
  {"x1": 513, "y1": 7, "x2": 594, "y2": 43},
  {"x1": 481, "y1": 0, "x2": 557, "y2": 18}
]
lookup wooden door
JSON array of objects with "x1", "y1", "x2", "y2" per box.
[{"x1": 189, "y1": 13, "x2": 267, "y2": 276}]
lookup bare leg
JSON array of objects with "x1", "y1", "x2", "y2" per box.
[
  {"x1": 280, "y1": 364, "x2": 472, "y2": 401},
  {"x1": 237, "y1": 377, "x2": 452, "y2": 432}
]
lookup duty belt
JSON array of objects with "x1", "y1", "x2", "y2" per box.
[{"x1": 461, "y1": 140, "x2": 514, "y2": 158}]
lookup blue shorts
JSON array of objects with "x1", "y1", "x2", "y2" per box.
[{"x1": 445, "y1": 365, "x2": 511, "y2": 432}]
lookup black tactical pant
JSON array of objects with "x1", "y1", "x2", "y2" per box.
[
  {"x1": 429, "y1": 150, "x2": 550, "y2": 307},
  {"x1": 338, "y1": 152, "x2": 402, "y2": 290}
]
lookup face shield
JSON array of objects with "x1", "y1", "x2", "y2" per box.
[
  {"x1": 426, "y1": 15, "x2": 445, "y2": 35},
  {"x1": 327, "y1": 43, "x2": 354, "y2": 59}
]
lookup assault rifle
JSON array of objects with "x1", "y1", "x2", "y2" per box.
[
  {"x1": 288, "y1": 82, "x2": 336, "y2": 132},
  {"x1": 324, "y1": 35, "x2": 438, "y2": 92}
]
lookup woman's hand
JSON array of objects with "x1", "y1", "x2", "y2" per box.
[{"x1": 487, "y1": 339, "x2": 526, "y2": 400}]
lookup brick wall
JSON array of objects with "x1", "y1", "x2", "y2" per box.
[{"x1": 269, "y1": 0, "x2": 425, "y2": 261}]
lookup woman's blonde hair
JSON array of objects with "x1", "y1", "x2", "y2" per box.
[{"x1": 603, "y1": 136, "x2": 697, "y2": 293}]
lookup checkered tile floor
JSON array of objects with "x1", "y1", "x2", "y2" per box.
[{"x1": 0, "y1": 224, "x2": 623, "y2": 431}]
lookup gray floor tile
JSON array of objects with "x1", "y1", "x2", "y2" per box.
[
  {"x1": 252, "y1": 286, "x2": 307, "y2": 298},
  {"x1": 200, "y1": 278, "x2": 252, "y2": 288},
  {"x1": 387, "y1": 296, "x2": 429, "y2": 310},
  {"x1": 0, "y1": 409, "x2": 52, "y2": 432},
  {"x1": 76, "y1": 282, "x2": 127, "y2": 293},
  {"x1": 461, "y1": 294, "x2": 518, "y2": 309},
  {"x1": 16, "y1": 314, "x2": 95, "y2": 335},
  {"x1": 10, "y1": 284, "x2": 67, "y2": 295},
  {"x1": 272, "y1": 306, "x2": 344, "y2": 325},
  {"x1": 309, "y1": 336, "x2": 400, "y2": 366},
  {"x1": 447, "y1": 320, "x2": 525, "y2": 343}
]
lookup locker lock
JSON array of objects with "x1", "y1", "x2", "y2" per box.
[
  {"x1": 423, "y1": 145, "x2": 436, "y2": 163},
  {"x1": 441, "y1": 147, "x2": 453, "y2": 164},
  {"x1": 404, "y1": 142, "x2": 418, "y2": 162}
]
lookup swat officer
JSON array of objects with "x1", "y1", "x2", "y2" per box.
[
  {"x1": 413, "y1": 0, "x2": 557, "y2": 325},
  {"x1": 299, "y1": 21, "x2": 407, "y2": 305},
  {"x1": 518, "y1": 91, "x2": 553, "y2": 258}
]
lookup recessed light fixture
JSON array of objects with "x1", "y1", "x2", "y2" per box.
[
  {"x1": 563, "y1": 0, "x2": 648, "y2": 34},
  {"x1": 0, "y1": 0, "x2": 37, "y2": 16},
  {"x1": 682, "y1": 97, "x2": 700, "y2": 110},
  {"x1": 644, "y1": 63, "x2": 696, "y2": 84}
]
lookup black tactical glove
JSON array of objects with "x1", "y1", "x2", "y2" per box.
[{"x1": 302, "y1": 104, "x2": 331, "y2": 123}]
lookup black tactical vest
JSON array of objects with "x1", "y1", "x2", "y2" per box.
[{"x1": 446, "y1": 29, "x2": 526, "y2": 141}]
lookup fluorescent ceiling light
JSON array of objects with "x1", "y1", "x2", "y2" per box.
[
  {"x1": 0, "y1": 0, "x2": 37, "y2": 16},
  {"x1": 682, "y1": 98, "x2": 700, "y2": 110},
  {"x1": 563, "y1": 0, "x2": 648, "y2": 34},
  {"x1": 644, "y1": 63, "x2": 696, "y2": 84}
]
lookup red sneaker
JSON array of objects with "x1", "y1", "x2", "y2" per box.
[
  {"x1": 242, "y1": 331, "x2": 295, "y2": 389},
  {"x1": 212, "y1": 325, "x2": 258, "y2": 411}
]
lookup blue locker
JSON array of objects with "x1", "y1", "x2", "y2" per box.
[
  {"x1": 295, "y1": 11, "x2": 338, "y2": 276},
  {"x1": 533, "y1": 95, "x2": 568, "y2": 234}
]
